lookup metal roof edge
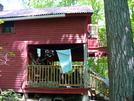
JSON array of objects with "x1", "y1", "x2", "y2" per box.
[{"x1": 1, "y1": 14, "x2": 66, "y2": 21}]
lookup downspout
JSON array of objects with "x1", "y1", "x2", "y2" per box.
[
  {"x1": 83, "y1": 43, "x2": 88, "y2": 88},
  {"x1": 0, "y1": 14, "x2": 66, "y2": 21}
]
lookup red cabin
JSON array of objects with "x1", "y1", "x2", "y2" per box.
[{"x1": 0, "y1": 6, "x2": 107, "y2": 100}]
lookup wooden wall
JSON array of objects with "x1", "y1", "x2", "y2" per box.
[{"x1": 0, "y1": 16, "x2": 90, "y2": 92}]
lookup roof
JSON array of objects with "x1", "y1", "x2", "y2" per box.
[{"x1": 0, "y1": 5, "x2": 93, "y2": 18}]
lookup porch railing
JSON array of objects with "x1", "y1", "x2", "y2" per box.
[
  {"x1": 89, "y1": 33, "x2": 107, "y2": 47},
  {"x1": 98, "y1": 33, "x2": 107, "y2": 47},
  {"x1": 26, "y1": 65, "x2": 84, "y2": 88},
  {"x1": 88, "y1": 71, "x2": 109, "y2": 97}
]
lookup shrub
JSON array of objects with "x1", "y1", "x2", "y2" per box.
[{"x1": 0, "y1": 89, "x2": 21, "y2": 101}]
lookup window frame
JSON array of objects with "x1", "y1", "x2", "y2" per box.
[{"x1": 2, "y1": 21, "x2": 14, "y2": 33}]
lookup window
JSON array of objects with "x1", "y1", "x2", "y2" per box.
[
  {"x1": 87, "y1": 24, "x2": 98, "y2": 38},
  {"x1": 2, "y1": 21, "x2": 14, "y2": 33}
]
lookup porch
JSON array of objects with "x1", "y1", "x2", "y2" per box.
[{"x1": 26, "y1": 65, "x2": 84, "y2": 89}]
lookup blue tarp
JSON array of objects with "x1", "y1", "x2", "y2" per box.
[{"x1": 56, "y1": 49, "x2": 72, "y2": 73}]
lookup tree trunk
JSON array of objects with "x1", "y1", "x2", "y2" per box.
[{"x1": 103, "y1": 0, "x2": 134, "y2": 101}]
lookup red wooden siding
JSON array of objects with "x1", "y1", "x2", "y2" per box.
[
  {"x1": 15, "y1": 17, "x2": 88, "y2": 44},
  {"x1": 88, "y1": 37, "x2": 98, "y2": 48},
  {"x1": 0, "y1": 16, "x2": 90, "y2": 92}
]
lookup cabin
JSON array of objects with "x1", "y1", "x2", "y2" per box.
[{"x1": 0, "y1": 5, "x2": 108, "y2": 100}]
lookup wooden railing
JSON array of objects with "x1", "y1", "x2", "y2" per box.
[
  {"x1": 26, "y1": 65, "x2": 84, "y2": 88},
  {"x1": 98, "y1": 33, "x2": 107, "y2": 47},
  {"x1": 88, "y1": 71, "x2": 109, "y2": 97},
  {"x1": 98, "y1": 39, "x2": 107, "y2": 47}
]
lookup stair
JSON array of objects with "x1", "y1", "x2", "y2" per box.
[{"x1": 88, "y1": 88, "x2": 109, "y2": 101}]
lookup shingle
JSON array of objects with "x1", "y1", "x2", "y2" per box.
[{"x1": 0, "y1": 5, "x2": 93, "y2": 18}]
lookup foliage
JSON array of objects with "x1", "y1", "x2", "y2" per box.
[
  {"x1": 98, "y1": 33, "x2": 107, "y2": 46},
  {"x1": 72, "y1": 61, "x2": 83, "y2": 65},
  {"x1": 88, "y1": 57, "x2": 108, "y2": 77},
  {"x1": 8, "y1": 52, "x2": 15, "y2": 56},
  {"x1": 78, "y1": 0, "x2": 105, "y2": 25},
  {"x1": 0, "y1": 48, "x2": 15, "y2": 56},
  {"x1": 0, "y1": 47, "x2": 15, "y2": 65},
  {"x1": 0, "y1": 89, "x2": 21, "y2": 101},
  {"x1": 0, "y1": 48, "x2": 26, "y2": 100},
  {"x1": 23, "y1": 0, "x2": 104, "y2": 25},
  {"x1": 0, "y1": 20, "x2": 4, "y2": 24},
  {"x1": 23, "y1": 0, "x2": 78, "y2": 8}
]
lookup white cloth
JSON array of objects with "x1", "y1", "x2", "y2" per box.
[{"x1": 37, "y1": 48, "x2": 41, "y2": 57}]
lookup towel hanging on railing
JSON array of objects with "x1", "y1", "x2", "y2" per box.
[
  {"x1": 56, "y1": 49, "x2": 72, "y2": 73},
  {"x1": 37, "y1": 48, "x2": 41, "y2": 57}
]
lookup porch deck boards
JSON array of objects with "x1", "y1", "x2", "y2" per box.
[{"x1": 24, "y1": 87, "x2": 88, "y2": 94}]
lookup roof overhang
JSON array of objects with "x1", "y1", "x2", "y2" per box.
[{"x1": 0, "y1": 14, "x2": 66, "y2": 21}]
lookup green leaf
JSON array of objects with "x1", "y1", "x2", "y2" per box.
[
  {"x1": 0, "y1": 20, "x2": 4, "y2": 24},
  {"x1": 8, "y1": 52, "x2": 15, "y2": 56}
]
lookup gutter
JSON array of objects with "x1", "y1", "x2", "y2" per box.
[{"x1": 0, "y1": 14, "x2": 66, "y2": 21}]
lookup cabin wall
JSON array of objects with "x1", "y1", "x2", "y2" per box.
[
  {"x1": 15, "y1": 17, "x2": 88, "y2": 44},
  {"x1": 0, "y1": 16, "x2": 91, "y2": 92}
]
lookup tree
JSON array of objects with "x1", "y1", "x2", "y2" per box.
[
  {"x1": 78, "y1": 0, "x2": 104, "y2": 25},
  {"x1": 23, "y1": 0, "x2": 104, "y2": 24},
  {"x1": 0, "y1": 47, "x2": 27, "y2": 100},
  {"x1": 104, "y1": 0, "x2": 134, "y2": 101},
  {"x1": 23, "y1": 0, "x2": 78, "y2": 8},
  {"x1": 128, "y1": 0, "x2": 134, "y2": 39}
]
